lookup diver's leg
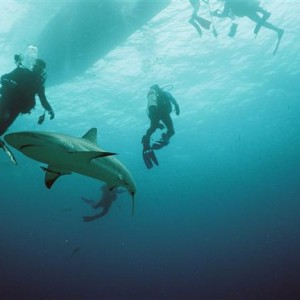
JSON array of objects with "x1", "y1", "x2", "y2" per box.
[
  {"x1": 83, "y1": 212, "x2": 104, "y2": 222},
  {"x1": 142, "y1": 123, "x2": 156, "y2": 150},
  {"x1": 194, "y1": 15, "x2": 211, "y2": 30},
  {"x1": 0, "y1": 104, "x2": 9, "y2": 136},
  {"x1": 0, "y1": 103, "x2": 19, "y2": 164},
  {"x1": 261, "y1": 21, "x2": 283, "y2": 35},
  {"x1": 0, "y1": 109, "x2": 19, "y2": 164},
  {"x1": 189, "y1": 17, "x2": 203, "y2": 36},
  {"x1": 162, "y1": 114, "x2": 175, "y2": 140},
  {"x1": 247, "y1": 12, "x2": 264, "y2": 24},
  {"x1": 142, "y1": 111, "x2": 160, "y2": 168},
  {"x1": 256, "y1": 6, "x2": 271, "y2": 19},
  {"x1": 81, "y1": 197, "x2": 98, "y2": 209},
  {"x1": 143, "y1": 108, "x2": 160, "y2": 149},
  {"x1": 248, "y1": 13, "x2": 281, "y2": 37},
  {"x1": 0, "y1": 109, "x2": 19, "y2": 136},
  {"x1": 190, "y1": 0, "x2": 200, "y2": 16},
  {"x1": 152, "y1": 114, "x2": 175, "y2": 150},
  {"x1": 252, "y1": 8, "x2": 271, "y2": 36}
]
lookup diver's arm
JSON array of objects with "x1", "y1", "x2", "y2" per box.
[
  {"x1": 168, "y1": 93, "x2": 180, "y2": 116},
  {"x1": 37, "y1": 86, "x2": 55, "y2": 119}
]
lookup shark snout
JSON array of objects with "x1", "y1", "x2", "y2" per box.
[
  {"x1": 4, "y1": 133, "x2": 21, "y2": 148},
  {"x1": 4, "y1": 132, "x2": 37, "y2": 150}
]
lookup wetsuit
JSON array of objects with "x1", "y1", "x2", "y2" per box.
[{"x1": 0, "y1": 65, "x2": 53, "y2": 136}]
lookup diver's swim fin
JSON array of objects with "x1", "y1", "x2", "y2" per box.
[
  {"x1": 273, "y1": 29, "x2": 284, "y2": 55},
  {"x1": 0, "y1": 139, "x2": 17, "y2": 165},
  {"x1": 228, "y1": 23, "x2": 238, "y2": 37},
  {"x1": 143, "y1": 148, "x2": 159, "y2": 169}
]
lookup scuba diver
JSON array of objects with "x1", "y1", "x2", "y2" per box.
[
  {"x1": 211, "y1": 0, "x2": 284, "y2": 54},
  {"x1": 189, "y1": 0, "x2": 212, "y2": 37},
  {"x1": 0, "y1": 54, "x2": 55, "y2": 164},
  {"x1": 81, "y1": 185, "x2": 124, "y2": 222},
  {"x1": 141, "y1": 84, "x2": 180, "y2": 169}
]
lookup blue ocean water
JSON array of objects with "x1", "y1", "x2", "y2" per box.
[{"x1": 1, "y1": 1, "x2": 300, "y2": 299}]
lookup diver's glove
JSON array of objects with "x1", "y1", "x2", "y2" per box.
[{"x1": 48, "y1": 109, "x2": 55, "y2": 120}]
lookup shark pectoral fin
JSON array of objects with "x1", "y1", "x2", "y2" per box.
[
  {"x1": 69, "y1": 151, "x2": 117, "y2": 163},
  {"x1": 41, "y1": 166, "x2": 72, "y2": 189}
]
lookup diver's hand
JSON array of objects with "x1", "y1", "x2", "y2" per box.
[
  {"x1": 175, "y1": 105, "x2": 180, "y2": 116},
  {"x1": 48, "y1": 109, "x2": 55, "y2": 120}
]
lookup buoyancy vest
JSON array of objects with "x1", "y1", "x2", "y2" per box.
[
  {"x1": 147, "y1": 89, "x2": 172, "y2": 113},
  {"x1": 1, "y1": 66, "x2": 44, "y2": 114}
]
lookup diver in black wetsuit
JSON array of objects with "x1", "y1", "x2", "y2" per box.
[
  {"x1": 141, "y1": 84, "x2": 180, "y2": 169},
  {"x1": 212, "y1": 0, "x2": 284, "y2": 53},
  {"x1": 0, "y1": 55, "x2": 55, "y2": 163}
]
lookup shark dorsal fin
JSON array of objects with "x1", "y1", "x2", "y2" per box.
[{"x1": 82, "y1": 128, "x2": 97, "y2": 144}]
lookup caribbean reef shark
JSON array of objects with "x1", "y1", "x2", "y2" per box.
[{"x1": 4, "y1": 128, "x2": 136, "y2": 214}]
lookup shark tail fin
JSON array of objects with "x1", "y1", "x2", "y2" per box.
[{"x1": 41, "y1": 166, "x2": 71, "y2": 189}]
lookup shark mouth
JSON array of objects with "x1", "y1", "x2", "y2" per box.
[{"x1": 20, "y1": 144, "x2": 37, "y2": 150}]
